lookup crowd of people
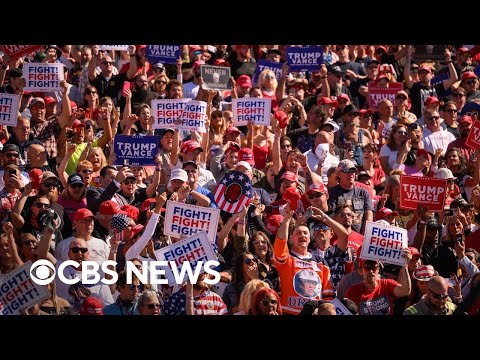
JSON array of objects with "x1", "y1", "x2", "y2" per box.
[{"x1": 0, "y1": 44, "x2": 479, "y2": 315}]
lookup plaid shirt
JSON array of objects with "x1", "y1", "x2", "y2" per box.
[{"x1": 30, "y1": 117, "x2": 62, "y2": 159}]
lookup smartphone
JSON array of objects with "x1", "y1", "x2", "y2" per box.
[
  {"x1": 123, "y1": 159, "x2": 130, "y2": 167},
  {"x1": 149, "y1": 202, "x2": 157, "y2": 210},
  {"x1": 288, "y1": 88, "x2": 295, "y2": 96},
  {"x1": 456, "y1": 233, "x2": 463, "y2": 245},
  {"x1": 9, "y1": 169, "x2": 15, "y2": 176},
  {"x1": 447, "y1": 278, "x2": 456, "y2": 288},
  {"x1": 157, "y1": 184, "x2": 166, "y2": 194},
  {"x1": 345, "y1": 141, "x2": 352, "y2": 152},
  {"x1": 122, "y1": 81, "x2": 132, "y2": 97}
]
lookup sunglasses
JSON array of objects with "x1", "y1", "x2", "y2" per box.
[
  {"x1": 81, "y1": 169, "x2": 93, "y2": 174},
  {"x1": 154, "y1": 67, "x2": 164, "y2": 72},
  {"x1": 5, "y1": 152, "x2": 19, "y2": 159},
  {"x1": 70, "y1": 247, "x2": 88, "y2": 254},
  {"x1": 341, "y1": 168, "x2": 358, "y2": 174},
  {"x1": 34, "y1": 203, "x2": 50, "y2": 209},
  {"x1": 444, "y1": 109, "x2": 457, "y2": 113},
  {"x1": 42, "y1": 182, "x2": 59, "y2": 188},
  {"x1": 261, "y1": 299, "x2": 278, "y2": 306},
  {"x1": 70, "y1": 183, "x2": 84, "y2": 189},
  {"x1": 264, "y1": 74, "x2": 274, "y2": 79},
  {"x1": 86, "y1": 90, "x2": 97, "y2": 95},
  {"x1": 466, "y1": 111, "x2": 478, "y2": 118},
  {"x1": 31, "y1": 105, "x2": 46, "y2": 110},
  {"x1": 146, "y1": 303, "x2": 161, "y2": 309},
  {"x1": 396, "y1": 95, "x2": 407, "y2": 100},
  {"x1": 102, "y1": 61, "x2": 113, "y2": 66},
  {"x1": 308, "y1": 192, "x2": 323, "y2": 199},
  {"x1": 129, "y1": 284, "x2": 145, "y2": 291},
  {"x1": 427, "y1": 116, "x2": 440, "y2": 121},
  {"x1": 314, "y1": 225, "x2": 331, "y2": 232},
  {"x1": 428, "y1": 289, "x2": 448, "y2": 300},
  {"x1": 155, "y1": 80, "x2": 167, "y2": 84},
  {"x1": 23, "y1": 240, "x2": 37, "y2": 246},
  {"x1": 465, "y1": 79, "x2": 477, "y2": 85},
  {"x1": 123, "y1": 179, "x2": 136, "y2": 185},
  {"x1": 447, "y1": 179, "x2": 455, "y2": 184},
  {"x1": 243, "y1": 257, "x2": 258, "y2": 265},
  {"x1": 363, "y1": 264, "x2": 380, "y2": 271}
]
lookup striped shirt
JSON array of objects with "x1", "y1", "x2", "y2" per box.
[{"x1": 163, "y1": 288, "x2": 228, "y2": 315}]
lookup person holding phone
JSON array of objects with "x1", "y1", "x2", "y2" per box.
[{"x1": 0, "y1": 164, "x2": 24, "y2": 227}]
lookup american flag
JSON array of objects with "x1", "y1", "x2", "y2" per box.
[{"x1": 214, "y1": 170, "x2": 253, "y2": 213}]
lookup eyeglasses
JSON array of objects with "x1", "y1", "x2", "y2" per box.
[
  {"x1": 243, "y1": 257, "x2": 258, "y2": 265},
  {"x1": 70, "y1": 247, "x2": 88, "y2": 254},
  {"x1": 335, "y1": 74, "x2": 343, "y2": 79},
  {"x1": 70, "y1": 183, "x2": 84, "y2": 189},
  {"x1": 261, "y1": 299, "x2": 278, "y2": 306},
  {"x1": 452, "y1": 93, "x2": 465, "y2": 98},
  {"x1": 264, "y1": 74, "x2": 274, "y2": 79},
  {"x1": 23, "y1": 240, "x2": 37, "y2": 246},
  {"x1": 5, "y1": 152, "x2": 19, "y2": 159},
  {"x1": 466, "y1": 111, "x2": 478, "y2": 118},
  {"x1": 280, "y1": 144, "x2": 292, "y2": 149},
  {"x1": 86, "y1": 90, "x2": 97, "y2": 95},
  {"x1": 308, "y1": 192, "x2": 324, "y2": 199},
  {"x1": 146, "y1": 303, "x2": 161, "y2": 309},
  {"x1": 34, "y1": 203, "x2": 50, "y2": 209},
  {"x1": 427, "y1": 116, "x2": 440, "y2": 121},
  {"x1": 155, "y1": 80, "x2": 167, "y2": 84},
  {"x1": 341, "y1": 168, "x2": 358, "y2": 174},
  {"x1": 102, "y1": 61, "x2": 113, "y2": 66},
  {"x1": 123, "y1": 179, "x2": 136, "y2": 185},
  {"x1": 428, "y1": 289, "x2": 448, "y2": 300},
  {"x1": 444, "y1": 109, "x2": 457, "y2": 113},
  {"x1": 42, "y1": 182, "x2": 59, "y2": 188},
  {"x1": 81, "y1": 169, "x2": 93, "y2": 174},
  {"x1": 129, "y1": 284, "x2": 144, "y2": 291},
  {"x1": 339, "y1": 212, "x2": 354, "y2": 218},
  {"x1": 447, "y1": 179, "x2": 455, "y2": 184},
  {"x1": 465, "y1": 79, "x2": 477, "y2": 85}
]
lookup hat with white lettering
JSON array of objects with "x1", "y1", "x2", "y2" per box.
[
  {"x1": 434, "y1": 168, "x2": 456, "y2": 180},
  {"x1": 100, "y1": 200, "x2": 128, "y2": 216},
  {"x1": 236, "y1": 75, "x2": 252, "y2": 88},
  {"x1": 170, "y1": 168, "x2": 188, "y2": 182},
  {"x1": 375, "y1": 207, "x2": 399, "y2": 221},
  {"x1": 181, "y1": 140, "x2": 203, "y2": 154}
]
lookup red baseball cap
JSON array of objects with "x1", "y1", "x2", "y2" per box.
[
  {"x1": 120, "y1": 204, "x2": 139, "y2": 222},
  {"x1": 375, "y1": 74, "x2": 389, "y2": 82},
  {"x1": 80, "y1": 296, "x2": 104, "y2": 315},
  {"x1": 130, "y1": 224, "x2": 145, "y2": 239},
  {"x1": 280, "y1": 171, "x2": 299, "y2": 184},
  {"x1": 424, "y1": 96, "x2": 439, "y2": 106},
  {"x1": 213, "y1": 58, "x2": 230, "y2": 67},
  {"x1": 359, "y1": 109, "x2": 374, "y2": 116},
  {"x1": 193, "y1": 60, "x2": 205, "y2": 70},
  {"x1": 236, "y1": 75, "x2": 252, "y2": 88},
  {"x1": 462, "y1": 71, "x2": 477, "y2": 81},
  {"x1": 337, "y1": 93, "x2": 350, "y2": 102},
  {"x1": 181, "y1": 140, "x2": 203, "y2": 154},
  {"x1": 72, "y1": 119, "x2": 85, "y2": 130},
  {"x1": 396, "y1": 90, "x2": 409, "y2": 98},
  {"x1": 457, "y1": 47, "x2": 471, "y2": 55},
  {"x1": 375, "y1": 46, "x2": 387, "y2": 53},
  {"x1": 418, "y1": 65, "x2": 432, "y2": 74},
  {"x1": 458, "y1": 115, "x2": 473, "y2": 125},
  {"x1": 225, "y1": 126, "x2": 241, "y2": 137},
  {"x1": 73, "y1": 208, "x2": 95, "y2": 222},
  {"x1": 416, "y1": 149, "x2": 432, "y2": 162},
  {"x1": 99, "y1": 200, "x2": 128, "y2": 216},
  {"x1": 375, "y1": 207, "x2": 399, "y2": 221},
  {"x1": 238, "y1": 147, "x2": 255, "y2": 166},
  {"x1": 267, "y1": 215, "x2": 283, "y2": 233},
  {"x1": 307, "y1": 182, "x2": 326, "y2": 194},
  {"x1": 317, "y1": 97, "x2": 338, "y2": 107},
  {"x1": 408, "y1": 246, "x2": 422, "y2": 258},
  {"x1": 44, "y1": 96, "x2": 57, "y2": 105}
]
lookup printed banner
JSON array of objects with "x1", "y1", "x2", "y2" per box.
[
  {"x1": 330, "y1": 298, "x2": 353, "y2": 315},
  {"x1": 164, "y1": 201, "x2": 220, "y2": 244},
  {"x1": 368, "y1": 82, "x2": 403, "y2": 110},
  {"x1": 114, "y1": 135, "x2": 159, "y2": 166},
  {"x1": 413, "y1": 45, "x2": 446, "y2": 62},
  {"x1": 154, "y1": 231, "x2": 217, "y2": 286},
  {"x1": 178, "y1": 100, "x2": 207, "y2": 132},
  {"x1": 252, "y1": 60, "x2": 283, "y2": 86},
  {"x1": 146, "y1": 45, "x2": 181, "y2": 65},
  {"x1": 431, "y1": 73, "x2": 449, "y2": 87},
  {"x1": 232, "y1": 98, "x2": 272, "y2": 126},
  {"x1": 201, "y1": 65, "x2": 232, "y2": 91},
  {"x1": 400, "y1": 175, "x2": 447, "y2": 212},
  {"x1": 360, "y1": 221, "x2": 408, "y2": 266},
  {"x1": 151, "y1": 98, "x2": 190, "y2": 129},
  {"x1": 99, "y1": 45, "x2": 129, "y2": 51},
  {"x1": 23, "y1": 63, "x2": 64, "y2": 92},
  {"x1": 465, "y1": 120, "x2": 480, "y2": 150},
  {"x1": 0, "y1": 261, "x2": 50, "y2": 315},
  {"x1": 0, "y1": 93, "x2": 20, "y2": 126},
  {"x1": 1, "y1": 45, "x2": 42, "y2": 60},
  {"x1": 286, "y1": 46, "x2": 323, "y2": 72}
]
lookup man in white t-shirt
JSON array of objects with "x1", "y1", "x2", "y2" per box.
[
  {"x1": 55, "y1": 208, "x2": 110, "y2": 265},
  {"x1": 305, "y1": 130, "x2": 339, "y2": 184},
  {"x1": 422, "y1": 109, "x2": 456, "y2": 156}
]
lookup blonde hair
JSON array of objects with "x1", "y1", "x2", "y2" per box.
[
  {"x1": 87, "y1": 147, "x2": 107, "y2": 171},
  {"x1": 258, "y1": 69, "x2": 278, "y2": 91},
  {"x1": 237, "y1": 279, "x2": 270, "y2": 314}
]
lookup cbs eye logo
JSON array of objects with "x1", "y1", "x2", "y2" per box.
[{"x1": 29, "y1": 260, "x2": 56, "y2": 285}]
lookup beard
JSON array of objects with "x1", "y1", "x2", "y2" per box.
[{"x1": 135, "y1": 87, "x2": 148, "y2": 99}]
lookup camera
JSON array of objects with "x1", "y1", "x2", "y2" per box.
[{"x1": 37, "y1": 209, "x2": 60, "y2": 230}]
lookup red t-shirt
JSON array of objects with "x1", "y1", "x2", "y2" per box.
[
  {"x1": 331, "y1": 231, "x2": 364, "y2": 253},
  {"x1": 465, "y1": 229, "x2": 480, "y2": 253},
  {"x1": 346, "y1": 278, "x2": 399, "y2": 315}
]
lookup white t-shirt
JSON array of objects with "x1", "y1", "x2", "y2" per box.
[
  {"x1": 55, "y1": 236, "x2": 110, "y2": 266},
  {"x1": 422, "y1": 129, "x2": 456, "y2": 156},
  {"x1": 379, "y1": 145, "x2": 398, "y2": 172}
]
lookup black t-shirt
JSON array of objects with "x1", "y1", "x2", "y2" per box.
[
  {"x1": 287, "y1": 127, "x2": 318, "y2": 153},
  {"x1": 90, "y1": 72, "x2": 128, "y2": 107},
  {"x1": 409, "y1": 82, "x2": 446, "y2": 118}
]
